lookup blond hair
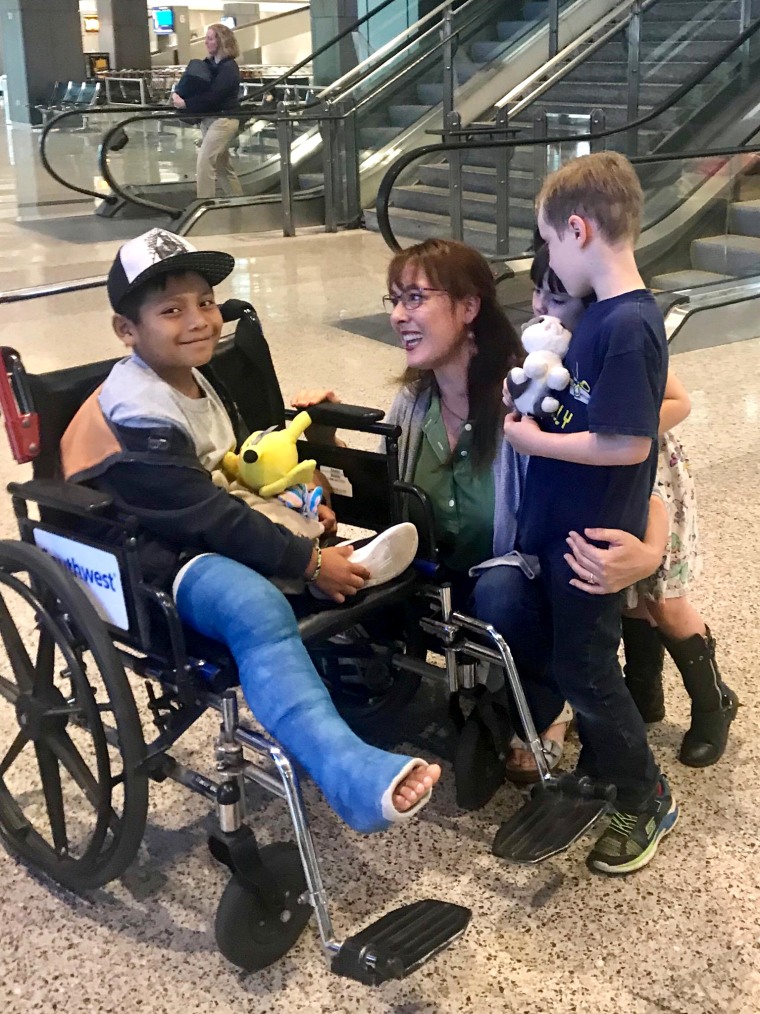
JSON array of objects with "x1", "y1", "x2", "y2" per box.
[
  {"x1": 207, "y1": 23, "x2": 240, "y2": 60},
  {"x1": 537, "y1": 151, "x2": 644, "y2": 243}
]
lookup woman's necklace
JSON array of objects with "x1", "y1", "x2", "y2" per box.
[{"x1": 440, "y1": 397, "x2": 468, "y2": 424}]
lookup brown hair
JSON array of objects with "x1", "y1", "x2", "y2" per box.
[
  {"x1": 387, "y1": 238, "x2": 522, "y2": 470},
  {"x1": 537, "y1": 151, "x2": 643, "y2": 243},
  {"x1": 207, "y1": 23, "x2": 240, "y2": 60}
]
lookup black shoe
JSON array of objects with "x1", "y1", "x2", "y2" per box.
[
  {"x1": 586, "y1": 775, "x2": 678, "y2": 875},
  {"x1": 622, "y1": 617, "x2": 665, "y2": 723},
  {"x1": 109, "y1": 128, "x2": 129, "y2": 152},
  {"x1": 679, "y1": 685, "x2": 739, "y2": 768}
]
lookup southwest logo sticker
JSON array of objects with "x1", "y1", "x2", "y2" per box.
[{"x1": 33, "y1": 529, "x2": 129, "y2": 631}]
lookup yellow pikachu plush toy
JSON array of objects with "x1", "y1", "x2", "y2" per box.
[
  {"x1": 222, "y1": 411, "x2": 317, "y2": 499},
  {"x1": 214, "y1": 412, "x2": 324, "y2": 593}
]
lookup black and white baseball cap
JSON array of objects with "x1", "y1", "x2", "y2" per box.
[{"x1": 107, "y1": 228, "x2": 235, "y2": 312}]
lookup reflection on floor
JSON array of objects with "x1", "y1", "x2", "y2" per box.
[{"x1": 1, "y1": 117, "x2": 760, "y2": 1014}]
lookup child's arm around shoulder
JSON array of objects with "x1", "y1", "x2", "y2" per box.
[
  {"x1": 659, "y1": 369, "x2": 690, "y2": 434},
  {"x1": 503, "y1": 412, "x2": 651, "y2": 465}
]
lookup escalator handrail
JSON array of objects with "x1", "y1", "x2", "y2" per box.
[
  {"x1": 96, "y1": 106, "x2": 330, "y2": 217},
  {"x1": 39, "y1": 0, "x2": 495, "y2": 205},
  {"x1": 88, "y1": 0, "x2": 546, "y2": 218},
  {"x1": 241, "y1": 0, "x2": 508, "y2": 113},
  {"x1": 498, "y1": 0, "x2": 661, "y2": 119},
  {"x1": 234, "y1": 0, "x2": 401, "y2": 107},
  {"x1": 375, "y1": 14, "x2": 760, "y2": 250},
  {"x1": 40, "y1": 104, "x2": 191, "y2": 203},
  {"x1": 313, "y1": 0, "x2": 494, "y2": 104},
  {"x1": 230, "y1": 0, "x2": 492, "y2": 110}
]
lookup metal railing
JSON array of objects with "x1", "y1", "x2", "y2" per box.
[{"x1": 374, "y1": 13, "x2": 760, "y2": 253}]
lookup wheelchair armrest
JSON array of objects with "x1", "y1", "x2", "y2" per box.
[
  {"x1": 285, "y1": 402, "x2": 399, "y2": 438},
  {"x1": 8, "y1": 478, "x2": 114, "y2": 516},
  {"x1": 394, "y1": 480, "x2": 439, "y2": 565}
]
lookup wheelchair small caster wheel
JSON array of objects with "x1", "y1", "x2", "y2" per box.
[{"x1": 215, "y1": 842, "x2": 312, "y2": 972}]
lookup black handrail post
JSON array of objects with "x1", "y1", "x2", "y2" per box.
[
  {"x1": 447, "y1": 111, "x2": 464, "y2": 241},
  {"x1": 494, "y1": 106, "x2": 511, "y2": 259},
  {"x1": 276, "y1": 103, "x2": 296, "y2": 237},
  {"x1": 626, "y1": 0, "x2": 642, "y2": 157},
  {"x1": 341, "y1": 97, "x2": 362, "y2": 228},
  {"x1": 321, "y1": 101, "x2": 339, "y2": 233},
  {"x1": 590, "y1": 108, "x2": 606, "y2": 153},
  {"x1": 740, "y1": 0, "x2": 752, "y2": 87},
  {"x1": 533, "y1": 109, "x2": 547, "y2": 199},
  {"x1": 442, "y1": 3, "x2": 455, "y2": 122},
  {"x1": 548, "y1": 0, "x2": 559, "y2": 58}
]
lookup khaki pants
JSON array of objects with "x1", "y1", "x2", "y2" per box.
[{"x1": 196, "y1": 117, "x2": 243, "y2": 199}]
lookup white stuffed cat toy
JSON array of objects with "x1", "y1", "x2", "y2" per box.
[{"x1": 505, "y1": 315, "x2": 572, "y2": 418}]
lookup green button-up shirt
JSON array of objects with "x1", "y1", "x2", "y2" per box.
[{"x1": 413, "y1": 393, "x2": 495, "y2": 573}]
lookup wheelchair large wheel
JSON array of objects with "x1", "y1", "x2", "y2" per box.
[
  {"x1": 215, "y1": 841, "x2": 311, "y2": 972},
  {"x1": 0, "y1": 541, "x2": 148, "y2": 890}
]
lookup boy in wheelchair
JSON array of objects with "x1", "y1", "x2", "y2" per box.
[{"x1": 59, "y1": 228, "x2": 440, "y2": 834}]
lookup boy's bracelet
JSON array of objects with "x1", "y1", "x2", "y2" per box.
[{"x1": 307, "y1": 544, "x2": 323, "y2": 584}]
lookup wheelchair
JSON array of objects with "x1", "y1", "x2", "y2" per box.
[{"x1": 0, "y1": 299, "x2": 609, "y2": 984}]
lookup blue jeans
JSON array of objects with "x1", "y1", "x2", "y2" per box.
[
  {"x1": 474, "y1": 545, "x2": 660, "y2": 812},
  {"x1": 174, "y1": 554, "x2": 420, "y2": 832}
]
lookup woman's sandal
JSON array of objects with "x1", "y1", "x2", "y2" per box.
[{"x1": 504, "y1": 735, "x2": 565, "y2": 785}]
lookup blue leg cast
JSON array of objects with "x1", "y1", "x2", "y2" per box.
[{"x1": 174, "y1": 554, "x2": 429, "y2": 833}]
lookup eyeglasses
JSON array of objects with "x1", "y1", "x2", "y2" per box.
[{"x1": 382, "y1": 287, "x2": 448, "y2": 313}]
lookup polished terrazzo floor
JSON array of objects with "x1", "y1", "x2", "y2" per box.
[{"x1": 0, "y1": 118, "x2": 759, "y2": 1014}]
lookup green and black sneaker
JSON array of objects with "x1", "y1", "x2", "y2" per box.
[{"x1": 586, "y1": 775, "x2": 678, "y2": 875}]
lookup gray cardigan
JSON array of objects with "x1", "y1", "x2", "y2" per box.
[{"x1": 384, "y1": 386, "x2": 528, "y2": 558}]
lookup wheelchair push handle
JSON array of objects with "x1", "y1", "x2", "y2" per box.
[{"x1": 0, "y1": 347, "x2": 40, "y2": 464}]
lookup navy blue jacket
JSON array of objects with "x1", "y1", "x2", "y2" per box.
[{"x1": 183, "y1": 56, "x2": 240, "y2": 114}]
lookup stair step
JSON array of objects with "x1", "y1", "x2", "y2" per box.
[
  {"x1": 387, "y1": 104, "x2": 429, "y2": 128},
  {"x1": 646, "y1": 0, "x2": 741, "y2": 17},
  {"x1": 298, "y1": 173, "x2": 324, "y2": 191},
  {"x1": 364, "y1": 206, "x2": 532, "y2": 258},
  {"x1": 728, "y1": 199, "x2": 760, "y2": 238},
  {"x1": 523, "y1": 0, "x2": 549, "y2": 19},
  {"x1": 390, "y1": 183, "x2": 536, "y2": 228},
  {"x1": 497, "y1": 20, "x2": 531, "y2": 42},
  {"x1": 461, "y1": 146, "x2": 535, "y2": 173},
  {"x1": 691, "y1": 234, "x2": 760, "y2": 275},
  {"x1": 641, "y1": 19, "x2": 740, "y2": 42},
  {"x1": 417, "y1": 82, "x2": 443, "y2": 105},
  {"x1": 471, "y1": 39, "x2": 510, "y2": 64},
  {"x1": 359, "y1": 126, "x2": 401, "y2": 149},
  {"x1": 593, "y1": 39, "x2": 727, "y2": 61},
  {"x1": 545, "y1": 80, "x2": 674, "y2": 106},
  {"x1": 417, "y1": 162, "x2": 536, "y2": 200},
  {"x1": 573, "y1": 60, "x2": 705, "y2": 84},
  {"x1": 650, "y1": 269, "x2": 734, "y2": 290}
]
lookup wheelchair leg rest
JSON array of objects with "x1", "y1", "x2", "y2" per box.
[
  {"x1": 492, "y1": 773, "x2": 616, "y2": 864},
  {"x1": 331, "y1": 900, "x2": 472, "y2": 986}
]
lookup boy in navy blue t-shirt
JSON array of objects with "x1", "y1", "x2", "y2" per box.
[{"x1": 504, "y1": 151, "x2": 677, "y2": 875}]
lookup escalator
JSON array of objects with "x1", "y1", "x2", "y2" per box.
[
  {"x1": 39, "y1": 0, "x2": 615, "y2": 234},
  {"x1": 372, "y1": 58, "x2": 760, "y2": 355},
  {"x1": 369, "y1": 0, "x2": 760, "y2": 249},
  {"x1": 39, "y1": 0, "x2": 760, "y2": 257}
]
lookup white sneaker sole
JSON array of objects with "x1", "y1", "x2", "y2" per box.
[{"x1": 349, "y1": 522, "x2": 419, "y2": 589}]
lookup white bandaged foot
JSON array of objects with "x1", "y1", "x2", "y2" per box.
[{"x1": 381, "y1": 757, "x2": 433, "y2": 823}]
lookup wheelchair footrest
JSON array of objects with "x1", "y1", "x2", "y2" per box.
[
  {"x1": 331, "y1": 899, "x2": 472, "y2": 985},
  {"x1": 492, "y1": 774, "x2": 615, "y2": 865}
]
